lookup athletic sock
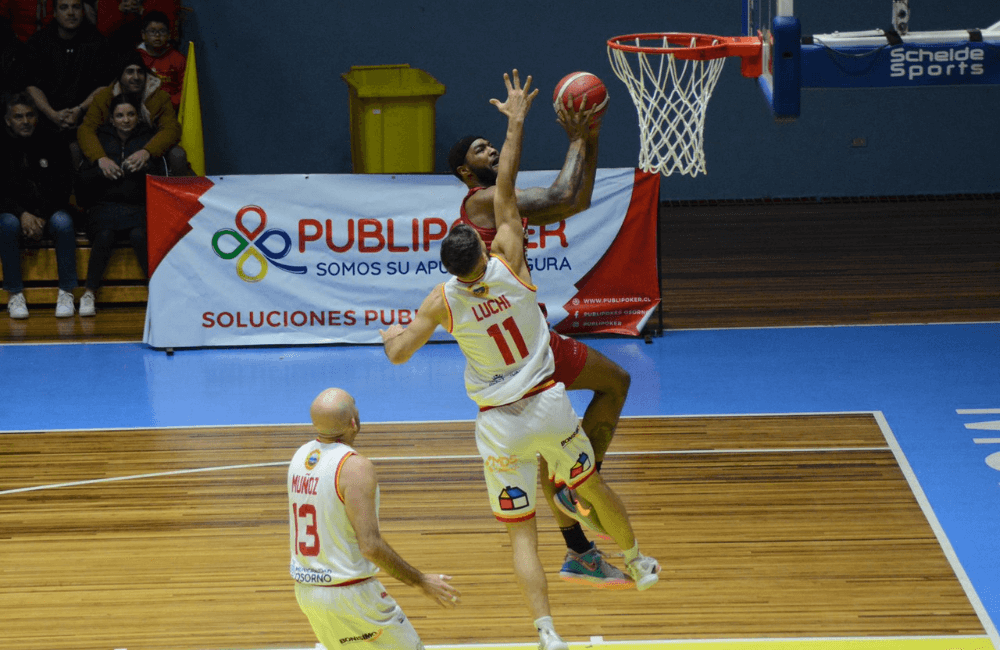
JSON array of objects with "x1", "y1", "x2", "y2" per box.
[
  {"x1": 560, "y1": 524, "x2": 592, "y2": 555},
  {"x1": 534, "y1": 615, "x2": 556, "y2": 632},
  {"x1": 624, "y1": 540, "x2": 640, "y2": 564}
]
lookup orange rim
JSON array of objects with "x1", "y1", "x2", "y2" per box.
[{"x1": 608, "y1": 32, "x2": 761, "y2": 62}]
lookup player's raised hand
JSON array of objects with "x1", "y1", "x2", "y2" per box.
[
  {"x1": 556, "y1": 92, "x2": 600, "y2": 140},
  {"x1": 490, "y1": 69, "x2": 539, "y2": 122}
]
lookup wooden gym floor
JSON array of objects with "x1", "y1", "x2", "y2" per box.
[{"x1": 0, "y1": 415, "x2": 987, "y2": 650}]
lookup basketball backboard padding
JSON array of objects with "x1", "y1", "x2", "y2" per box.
[{"x1": 743, "y1": 0, "x2": 1000, "y2": 120}]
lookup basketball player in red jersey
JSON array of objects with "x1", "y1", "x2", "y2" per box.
[{"x1": 447, "y1": 82, "x2": 632, "y2": 588}]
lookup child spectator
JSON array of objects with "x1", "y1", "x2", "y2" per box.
[{"x1": 136, "y1": 10, "x2": 184, "y2": 110}]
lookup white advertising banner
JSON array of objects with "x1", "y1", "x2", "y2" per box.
[{"x1": 143, "y1": 169, "x2": 660, "y2": 349}]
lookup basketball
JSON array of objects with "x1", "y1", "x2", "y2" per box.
[{"x1": 552, "y1": 71, "x2": 609, "y2": 121}]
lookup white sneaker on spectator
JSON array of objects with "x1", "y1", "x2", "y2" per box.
[
  {"x1": 55, "y1": 289, "x2": 75, "y2": 318},
  {"x1": 79, "y1": 291, "x2": 96, "y2": 317},
  {"x1": 7, "y1": 292, "x2": 28, "y2": 319}
]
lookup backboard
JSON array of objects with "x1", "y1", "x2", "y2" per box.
[{"x1": 743, "y1": 0, "x2": 1000, "y2": 119}]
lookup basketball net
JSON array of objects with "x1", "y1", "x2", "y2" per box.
[{"x1": 608, "y1": 36, "x2": 727, "y2": 178}]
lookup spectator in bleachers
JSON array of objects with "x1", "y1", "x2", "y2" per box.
[
  {"x1": 76, "y1": 94, "x2": 163, "y2": 316},
  {"x1": 1, "y1": 16, "x2": 29, "y2": 99},
  {"x1": 136, "y1": 10, "x2": 183, "y2": 110},
  {"x1": 25, "y1": 0, "x2": 113, "y2": 139},
  {"x1": 76, "y1": 49, "x2": 191, "y2": 179},
  {"x1": 104, "y1": 0, "x2": 144, "y2": 55},
  {"x1": 1, "y1": 0, "x2": 54, "y2": 43},
  {"x1": 1, "y1": 92, "x2": 78, "y2": 320}
]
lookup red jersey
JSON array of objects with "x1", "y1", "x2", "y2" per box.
[
  {"x1": 458, "y1": 186, "x2": 528, "y2": 253},
  {"x1": 138, "y1": 44, "x2": 186, "y2": 109}
]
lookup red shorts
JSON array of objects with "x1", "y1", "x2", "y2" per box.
[{"x1": 549, "y1": 331, "x2": 588, "y2": 388}]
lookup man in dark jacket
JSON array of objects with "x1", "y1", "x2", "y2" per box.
[
  {"x1": 25, "y1": 0, "x2": 113, "y2": 138},
  {"x1": 1, "y1": 93, "x2": 79, "y2": 319}
]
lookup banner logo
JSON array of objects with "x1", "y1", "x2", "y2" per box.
[{"x1": 212, "y1": 205, "x2": 308, "y2": 282}]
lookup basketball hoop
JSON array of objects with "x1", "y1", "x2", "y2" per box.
[{"x1": 608, "y1": 33, "x2": 762, "y2": 177}]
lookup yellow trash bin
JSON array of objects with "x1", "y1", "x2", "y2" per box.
[{"x1": 341, "y1": 64, "x2": 447, "y2": 174}]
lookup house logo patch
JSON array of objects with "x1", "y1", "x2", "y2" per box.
[
  {"x1": 498, "y1": 485, "x2": 529, "y2": 511},
  {"x1": 569, "y1": 452, "x2": 592, "y2": 479}
]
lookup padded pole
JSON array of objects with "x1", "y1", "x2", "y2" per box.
[{"x1": 771, "y1": 15, "x2": 801, "y2": 119}]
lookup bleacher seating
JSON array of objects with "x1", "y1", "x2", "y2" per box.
[{"x1": 1, "y1": 236, "x2": 147, "y2": 306}]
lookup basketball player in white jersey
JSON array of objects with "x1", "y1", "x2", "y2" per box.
[
  {"x1": 289, "y1": 387, "x2": 460, "y2": 650},
  {"x1": 381, "y1": 70, "x2": 660, "y2": 650}
]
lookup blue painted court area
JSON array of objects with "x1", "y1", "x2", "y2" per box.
[{"x1": 1, "y1": 322, "x2": 998, "y2": 644}]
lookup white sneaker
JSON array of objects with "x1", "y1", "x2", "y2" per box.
[
  {"x1": 7, "y1": 292, "x2": 28, "y2": 319},
  {"x1": 55, "y1": 289, "x2": 75, "y2": 317},
  {"x1": 79, "y1": 291, "x2": 96, "y2": 317},
  {"x1": 537, "y1": 628, "x2": 568, "y2": 650},
  {"x1": 626, "y1": 553, "x2": 661, "y2": 591}
]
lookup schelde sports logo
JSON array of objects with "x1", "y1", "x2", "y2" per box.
[{"x1": 212, "y1": 205, "x2": 308, "y2": 282}]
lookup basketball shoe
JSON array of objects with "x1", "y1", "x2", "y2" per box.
[
  {"x1": 537, "y1": 627, "x2": 569, "y2": 650},
  {"x1": 559, "y1": 542, "x2": 633, "y2": 589},
  {"x1": 626, "y1": 553, "x2": 661, "y2": 591},
  {"x1": 554, "y1": 486, "x2": 610, "y2": 539}
]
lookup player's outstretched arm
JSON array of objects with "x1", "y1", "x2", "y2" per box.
[
  {"x1": 340, "y1": 454, "x2": 461, "y2": 607},
  {"x1": 518, "y1": 99, "x2": 602, "y2": 226},
  {"x1": 490, "y1": 69, "x2": 537, "y2": 278},
  {"x1": 380, "y1": 287, "x2": 447, "y2": 364}
]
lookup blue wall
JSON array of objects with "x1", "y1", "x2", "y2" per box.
[{"x1": 180, "y1": 1, "x2": 1000, "y2": 200}]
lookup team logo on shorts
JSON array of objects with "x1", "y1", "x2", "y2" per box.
[
  {"x1": 499, "y1": 485, "x2": 529, "y2": 511},
  {"x1": 569, "y1": 452, "x2": 592, "y2": 479},
  {"x1": 305, "y1": 450, "x2": 321, "y2": 470}
]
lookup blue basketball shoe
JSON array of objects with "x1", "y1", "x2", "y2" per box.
[{"x1": 559, "y1": 542, "x2": 633, "y2": 589}]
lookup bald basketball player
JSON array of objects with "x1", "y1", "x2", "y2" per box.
[{"x1": 288, "y1": 388, "x2": 459, "y2": 650}]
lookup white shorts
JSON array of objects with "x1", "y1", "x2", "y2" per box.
[
  {"x1": 295, "y1": 578, "x2": 424, "y2": 650},
  {"x1": 475, "y1": 383, "x2": 597, "y2": 523}
]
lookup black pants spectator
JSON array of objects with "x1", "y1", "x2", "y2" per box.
[{"x1": 85, "y1": 202, "x2": 147, "y2": 291}]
